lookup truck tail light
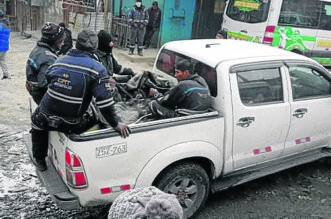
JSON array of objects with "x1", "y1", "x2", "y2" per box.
[
  {"x1": 65, "y1": 148, "x2": 88, "y2": 189},
  {"x1": 263, "y1": 25, "x2": 275, "y2": 45}
]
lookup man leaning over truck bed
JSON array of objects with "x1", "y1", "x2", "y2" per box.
[
  {"x1": 30, "y1": 30, "x2": 130, "y2": 172},
  {"x1": 149, "y1": 59, "x2": 211, "y2": 118}
]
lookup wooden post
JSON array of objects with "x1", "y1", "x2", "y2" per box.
[{"x1": 104, "y1": 0, "x2": 108, "y2": 31}]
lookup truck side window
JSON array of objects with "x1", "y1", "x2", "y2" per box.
[
  {"x1": 237, "y1": 68, "x2": 283, "y2": 105},
  {"x1": 226, "y1": 0, "x2": 271, "y2": 23},
  {"x1": 289, "y1": 66, "x2": 331, "y2": 100}
]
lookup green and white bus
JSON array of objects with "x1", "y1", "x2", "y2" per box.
[{"x1": 219, "y1": 0, "x2": 331, "y2": 67}]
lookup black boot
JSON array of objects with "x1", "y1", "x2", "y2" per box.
[
  {"x1": 128, "y1": 48, "x2": 134, "y2": 55},
  {"x1": 138, "y1": 49, "x2": 143, "y2": 56},
  {"x1": 31, "y1": 128, "x2": 48, "y2": 171}
]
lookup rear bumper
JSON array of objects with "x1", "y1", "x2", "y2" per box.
[{"x1": 23, "y1": 132, "x2": 81, "y2": 210}]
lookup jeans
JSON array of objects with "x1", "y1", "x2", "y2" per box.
[{"x1": 0, "y1": 51, "x2": 9, "y2": 77}]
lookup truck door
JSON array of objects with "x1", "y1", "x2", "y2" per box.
[
  {"x1": 284, "y1": 62, "x2": 331, "y2": 155},
  {"x1": 230, "y1": 62, "x2": 291, "y2": 170}
]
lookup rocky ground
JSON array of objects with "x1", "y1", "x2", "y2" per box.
[{"x1": 1, "y1": 32, "x2": 331, "y2": 219}]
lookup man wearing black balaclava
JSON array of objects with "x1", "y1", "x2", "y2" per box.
[
  {"x1": 128, "y1": 0, "x2": 149, "y2": 56},
  {"x1": 96, "y1": 30, "x2": 134, "y2": 79}
]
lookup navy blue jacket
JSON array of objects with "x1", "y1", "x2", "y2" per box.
[
  {"x1": 26, "y1": 42, "x2": 58, "y2": 104},
  {"x1": 39, "y1": 50, "x2": 119, "y2": 127}
]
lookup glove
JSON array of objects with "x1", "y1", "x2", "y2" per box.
[
  {"x1": 139, "y1": 24, "x2": 145, "y2": 29},
  {"x1": 133, "y1": 23, "x2": 138, "y2": 28}
]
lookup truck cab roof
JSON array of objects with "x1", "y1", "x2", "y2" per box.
[{"x1": 162, "y1": 39, "x2": 313, "y2": 68}]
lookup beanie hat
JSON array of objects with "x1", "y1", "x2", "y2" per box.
[
  {"x1": 108, "y1": 186, "x2": 183, "y2": 219},
  {"x1": 97, "y1": 30, "x2": 113, "y2": 53},
  {"x1": 136, "y1": 0, "x2": 142, "y2": 2},
  {"x1": 76, "y1": 30, "x2": 98, "y2": 53},
  {"x1": 41, "y1": 22, "x2": 65, "y2": 44}
]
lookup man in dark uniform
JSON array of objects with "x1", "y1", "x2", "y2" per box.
[
  {"x1": 30, "y1": 30, "x2": 130, "y2": 171},
  {"x1": 25, "y1": 22, "x2": 64, "y2": 104},
  {"x1": 128, "y1": 0, "x2": 149, "y2": 56},
  {"x1": 58, "y1": 22, "x2": 73, "y2": 55},
  {"x1": 143, "y1": 1, "x2": 161, "y2": 49},
  {"x1": 149, "y1": 60, "x2": 211, "y2": 118}
]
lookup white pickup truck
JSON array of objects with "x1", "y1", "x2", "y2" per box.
[{"x1": 25, "y1": 39, "x2": 331, "y2": 218}]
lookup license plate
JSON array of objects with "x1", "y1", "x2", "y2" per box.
[{"x1": 96, "y1": 143, "x2": 127, "y2": 159}]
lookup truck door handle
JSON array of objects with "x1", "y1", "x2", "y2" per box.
[
  {"x1": 237, "y1": 117, "x2": 255, "y2": 127},
  {"x1": 240, "y1": 29, "x2": 248, "y2": 33},
  {"x1": 293, "y1": 108, "x2": 307, "y2": 118}
]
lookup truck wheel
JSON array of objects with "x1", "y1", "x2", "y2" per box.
[{"x1": 154, "y1": 162, "x2": 210, "y2": 219}]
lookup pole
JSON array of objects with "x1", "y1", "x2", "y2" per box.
[{"x1": 104, "y1": 0, "x2": 109, "y2": 30}]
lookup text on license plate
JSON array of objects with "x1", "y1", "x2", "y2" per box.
[{"x1": 96, "y1": 143, "x2": 127, "y2": 159}]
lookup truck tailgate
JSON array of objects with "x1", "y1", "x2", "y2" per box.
[{"x1": 23, "y1": 131, "x2": 80, "y2": 210}]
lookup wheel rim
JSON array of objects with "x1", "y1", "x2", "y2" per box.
[{"x1": 164, "y1": 177, "x2": 199, "y2": 210}]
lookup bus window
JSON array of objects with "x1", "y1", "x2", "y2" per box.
[
  {"x1": 225, "y1": 0, "x2": 271, "y2": 23},
  {"x1": 278, "y1": 0, "x2": 319, "y2": 28},
  {"x1": 319, "y1": 1, "x2": 331, "y2": 30}
]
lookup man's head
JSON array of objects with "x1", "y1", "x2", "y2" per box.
[
  {"x1": 41, "y1": 22, "x2": 65, "y2": 50},
  {"x1": 76, "y1": 30, "x2": 98, "y2": 53},
  {"x1": 152, "y1": 1, "x2": 158, "y2": 9},
  {"x1": 135, "y1": 0, "x2": 142, "y2": 8},
  {"x1": 59, "y1": 22, "x2": 66, "y2": 28},
  {"x1": 97, "y1": 30, "x2": 114, "y2": 53},
  {"x1": 175, "y1": 60, "x2": 192, "y2": 81}
]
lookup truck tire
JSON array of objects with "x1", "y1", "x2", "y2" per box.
[{"x1": 154, "y1": 162, "x2": 210, "y2": 219}]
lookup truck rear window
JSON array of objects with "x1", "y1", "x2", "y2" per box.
[
  {"x1": 226, "y1": 0, "x2": 271, "y2": 23},
  {"x1": 156, "y1": 49, "x2": 218, "y2": 97}
]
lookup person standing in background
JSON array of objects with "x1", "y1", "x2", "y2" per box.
[
  {"x1": 0, "y1": 10, "x2": 11, "y2": 79},
  {"x1": 128, "y1": 0, "x2": 149, "y2": 56},
  {"x1": 58, "y1": 22, "x2": 73, "y2": 55},
  {"x1": 143, "y1": 1, "x2": 161, "y2": 49}
]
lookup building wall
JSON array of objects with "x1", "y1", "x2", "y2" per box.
[{"x1": 114, "y1": 0, "x2": 195, "y2": 46}]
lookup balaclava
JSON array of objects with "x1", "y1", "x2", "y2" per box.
[
  {"x1": 97, "y1": 30, "x2": 113, "y2": 53},
  {"x1": 136, "y1": 0, "x2": 142, "y2": 8}
]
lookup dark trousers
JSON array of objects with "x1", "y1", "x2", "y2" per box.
[
  {"x1": 143, "y1": 26, "x2": 156, "y2": 47},
  {"x1": 129, "y1": 26, "x2": 145, "y2": 52},
  {"x1": 149, "y1": 100, "x2": 177, "y2": 118},
  {"x1": 31, "y1": 128, "x2": 48, "y2": 160},
  {"x1": 31, "y1": 106, "x2": 97, "y2": 160}
]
